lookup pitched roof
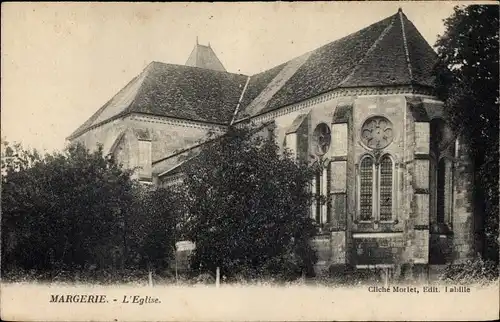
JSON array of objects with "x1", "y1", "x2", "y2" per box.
[
  {"x1": 185, "y1": 43, "x2": 227, "y2": 72},
  {"x1": 70, "y1": 9, "x2": 438, "y2": 140},
  {"x1": 68, "y1": 62, "x2": 247, "y2": 139},
  {"x1": 237, "y1": 10, "x2": 438, "y2": 118}
]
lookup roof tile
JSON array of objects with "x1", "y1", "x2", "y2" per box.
[
  {"x1": 127, "y1": 62, "x2": 247, "y2": 124},
  {"x1": 401, "y1": 13, "x2": 439, "y2": 87},
  {"x1": 70, "y1": 10, "x2": 439, "y2": 140}
]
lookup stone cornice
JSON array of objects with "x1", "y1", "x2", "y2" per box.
[
  {"x1": 68, "y1": 112, "x2": 228, "y2": 140},
  {"x1": 129, "y1": 113, "x2": 228, "y2": 131},
  {"x1": 236, "y1": 85, "x2": 436, "y2": 125},
  {"x1": 67, "y1": 112, "x2": 127, "y2": 140}
]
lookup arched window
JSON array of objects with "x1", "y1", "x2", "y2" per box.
[
  {"x1": 379, "y1": 155, "x2": 393, "y2": 221},
  {"x1": 430, "y1": 118, "x2": 455, "y2": 226},
  {"x1": 357, "y1": 154, "x2": 395, "y2": 222},
  {"x1": 359, "y1": 156, "x2": 374, "y2": 221}
]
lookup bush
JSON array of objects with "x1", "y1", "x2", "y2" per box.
[
  {"x1": 314, "y1": 265, "x2": 384, "y2": 286},
  {"x1": 182, "y1": 125, "x2": 318, "y2": 281},
  {"x1": 439, "y1": 256, "x2": 499, "y2": 285},
  {"x1": 193, "y1": 273, "x2": 215, "y2": 285},
  {"x1": 1, "y1": 141, "x2": 179, "y2": 281}
]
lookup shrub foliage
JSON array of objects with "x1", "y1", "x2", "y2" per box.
[
  {"x1": 181, "y1": 125, "x2": 318, "y2": 280},
  {"x1": 1, "y1": 141, "x2": 177, "y2": 280}
]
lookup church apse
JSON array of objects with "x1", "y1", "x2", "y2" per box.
[{"x1": 302, "y1": 93, "x2": 475, "y2": 274}]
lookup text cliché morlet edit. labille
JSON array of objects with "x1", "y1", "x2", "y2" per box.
[{"x1": 368, "y1": 285, "x2": 472, "y2": 293}]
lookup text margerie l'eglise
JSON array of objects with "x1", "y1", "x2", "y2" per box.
[{"x1": 49, "y1": 294, "x2": 107, "y2": 303}]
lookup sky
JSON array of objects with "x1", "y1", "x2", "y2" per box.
[{"x1": 1, "y1": 1, "x2": 490, "y2": 153}]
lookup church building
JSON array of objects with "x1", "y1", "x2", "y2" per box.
[{"x1": 68, "y1": 9, "x2": 477, "y2": 274}]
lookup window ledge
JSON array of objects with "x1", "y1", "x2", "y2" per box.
[
  {"x1": 380, "y1": 220, "x2": 398, "y2": 224},
  {"x1": 355, "y1": 220, "x2": 373, "y2": 224},
  {"x1": 354, "y1": 219, "x2": 398, "y2": 224},
  {"x1": 430, "y1": 222, "x2": 453, "y2": 235}
]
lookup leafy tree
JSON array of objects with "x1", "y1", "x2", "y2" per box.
[
  {"x1": 434, "y1": 5, "x2": 499, "y2": 263},
  {"x1": 126, "y1": 186, "x2": 179, "y2": 273},
  {"x1": 1, "y1": 141, "x2": 177, "y2": 279},
  {"x1": 1, "y1": 142, "x2": 135, "y2": 275},
  {"x1": 181, "y1": 125, "x2": 318, "y2": 280},
  {"x1": 1, "y1": 138, "x2": 41, "y2": 175}
]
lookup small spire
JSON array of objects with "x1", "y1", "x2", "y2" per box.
[
  {"x1": 196, "y1": 36, "x2": 198, "y2": 45},
  {"x1": 398, "y1": 7, "x2": 403, "y2": 13},
  {"x1": 208, "y1": 41, "x2": 211, "y2": 48}
]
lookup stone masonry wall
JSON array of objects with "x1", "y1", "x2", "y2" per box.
[
  {"x1": 72, "y1": 118, "x2": 127, "y2": 155},
  {"x1": 452, "y1": 136, "x2": 475, "y2": 262}
]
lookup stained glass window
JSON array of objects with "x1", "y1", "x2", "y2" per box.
[
  {"x1": 359, "y1": 157, "x2": 374, "y2": 220},
  {"x1": 379, "y1": 155, "x2": 393, "y2": 221}
]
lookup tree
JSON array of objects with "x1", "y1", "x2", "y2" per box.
[
  {"x1": 181, "y1": 125, "x2": 318, "y2": 280},
  {"x1": 1, "y1": 141, "x2": 177, "y2": 279},
  {"x1": 434, "y1": 5, "x2": 499, "y2": 263},
  {"x1": 126, "y1": 186, "x2": 179, "y2": 273},
  {"x1": 1, "y1": 138, "x2": 41, "y2": 175},
  {"x1": 1, "y1": 142, "x2": 136, "y2": 275}
]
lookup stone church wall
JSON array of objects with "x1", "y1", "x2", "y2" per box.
[
  {"x1": 452, "y1": 136, "x2": 475, "y2": 262},
  {"x1": 350, "y1": 95, "x2": 408, "y2": 266},
  {"x1": 72, "y1": 118, "x2": 128, "y2": 155},
  {"x1": 73, "y1": 114, "x2": 225, "y2": 181},
  {"x1": 272, "y1": 110, "x2": 311, "y2": 154},
  {"x1": 271, "y1": 92, "x2": 475, "y2": 272},
  {"x1": 127, "y1": 115, "x2": 223, "y2": 163}
]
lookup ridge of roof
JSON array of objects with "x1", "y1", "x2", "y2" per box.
[
  {"x1": 335, "y1": 12, "x2": 412, "y2": 89},
  {"x1": 235, "y1": 63, "x2": 288, "y2": 119},
  {"x1": 242, "y1": 51, "x2": 314, "y2": 118},
  {"x1": 398, "y1": 10, "x2": 414, "y2": 83},
  {"x1": 338, "y1": 14, "x2": 398, "y2": 87},
  {"x1": 398, "y1": 13, "x2": 439, "y2": 87},
  {"x1": 67, "y1": 62, "x2": 156, "y2": 140},
  {"x1": 230, "y1": 76, "x2": 252, "y2": 125}
]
